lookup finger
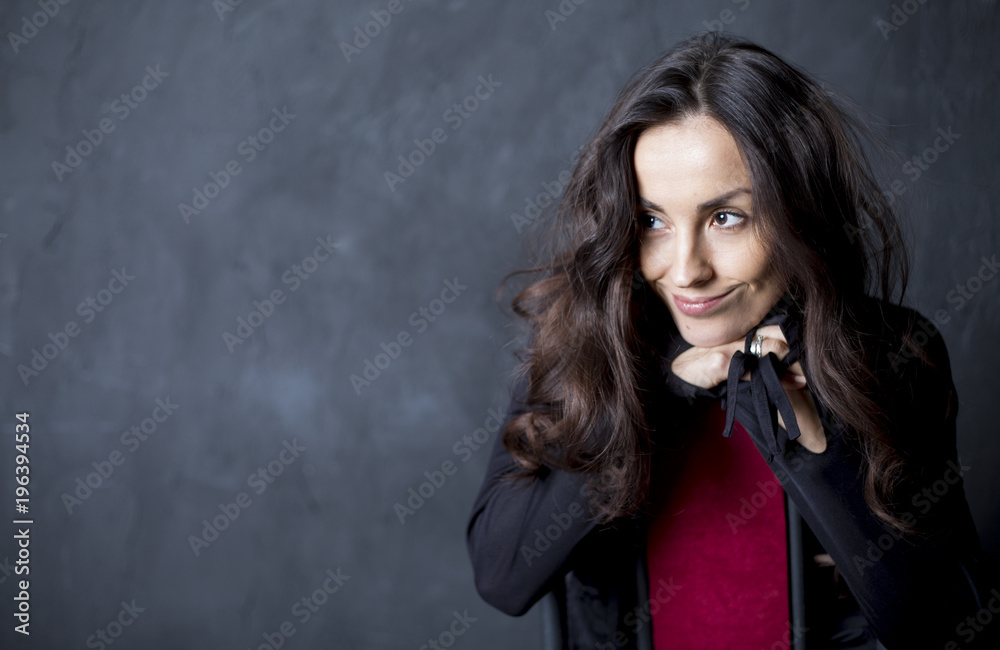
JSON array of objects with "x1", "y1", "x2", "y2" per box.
[
  {"x1": 781, "y1": 373, "x2": 808, "y2": 390},
  {"x1": 782, "y1": 361, "x2": 807, "y2": 388},
  {"x1": 762, "y1": 337, "x2": 789, "y2": 359},
  {"x1": 755, "y1": 325, "x2": 785, "y2": 343},
  {"x1": 740, "y1": 336, "x2": 789, "y2": 381},
  {"x1": 813, "y1": 553, "x2": 836, "y2": 567},
  {"x1": 745, "y1": 327, "x2": 790, "y2": 359}
]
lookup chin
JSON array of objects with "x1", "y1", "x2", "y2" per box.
[
  {"x1": 678, "y1": 330, "x2": 738, "y2": 348},
  {"x1": 671, "y1": 315, "x2": 751, "y2": 348}
]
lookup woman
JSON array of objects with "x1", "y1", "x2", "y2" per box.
[{"x1": 466, "y1": 33, "x2": 998, "y2": 649}]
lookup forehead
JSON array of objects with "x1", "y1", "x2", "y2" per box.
[{"x1": 633, "y1": 116, "x2": 750, "y2": 206}]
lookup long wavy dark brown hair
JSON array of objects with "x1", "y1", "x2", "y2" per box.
[{"x1": 501, "y1": 32, "x2": 943, "y2": 533}]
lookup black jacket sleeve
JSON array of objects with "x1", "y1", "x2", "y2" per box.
[
  {"x1": 465, "y1": 374, "x2": 600, "y2": 616},
  {"x1": 725, "y1": 302, "x2": 1000, "y2": 650}
]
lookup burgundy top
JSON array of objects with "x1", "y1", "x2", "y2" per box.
[{"x1": 646, "y1": 398, "x2": 789, "y2": 648}]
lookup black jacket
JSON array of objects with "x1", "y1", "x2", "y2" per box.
[{"x1": 466, "y1": 295, "x2": 999, "y2": 649}]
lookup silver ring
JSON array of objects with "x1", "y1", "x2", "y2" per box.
[{"x1": 750, "y1": 334, "x2": 764, "y2": 358}]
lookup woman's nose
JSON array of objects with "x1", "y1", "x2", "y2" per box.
[{"x1": 670, "y1": 234, "x2": 713, "y2": 288}]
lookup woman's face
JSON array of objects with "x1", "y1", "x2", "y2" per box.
[{"x1": 635, "y1": 114, "x2": 786, "y2": 348}]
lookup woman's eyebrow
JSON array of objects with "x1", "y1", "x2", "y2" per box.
[
  {"x1": 698, "y1": 187, "x2": 751, "y2": 212},
  {"x1": 636, "y1": 195, "x2": 663, "y2": 213},
  {"x1": 636, "y1": 187, "x2": 752, "y2": 215}
]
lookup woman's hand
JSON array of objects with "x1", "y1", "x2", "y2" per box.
[{"x1": 670, "y1": 325, "x2": 827, "y2": 453}]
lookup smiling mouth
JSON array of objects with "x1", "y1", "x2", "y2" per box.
[{"x1": 671, "y1": 288, "x2": 735, "y2": 316}]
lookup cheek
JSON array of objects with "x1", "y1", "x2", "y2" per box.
[
  {"x1": 728, "y1": 238, "x2": 772, "y2": 285},
  {"x1": 637, "y1": 242, "x2": 661, "y2": 279}
]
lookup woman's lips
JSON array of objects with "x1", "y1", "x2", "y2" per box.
[{"x1": 672, "y1": 289, "x2": 734, "y2": 316}]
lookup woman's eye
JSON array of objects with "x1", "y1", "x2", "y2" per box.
[
  {"x1": 641, "y1": 213, "x2": 666, "y2": 230},
  {"x1": 713, "y1": 211, "x2": 746, "y2": 229}
]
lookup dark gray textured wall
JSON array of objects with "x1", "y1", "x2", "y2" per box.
[{"x1": 0, "y1": 0, "x2": 997, "y2": 648}]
